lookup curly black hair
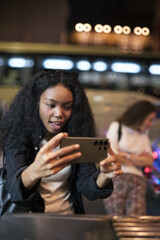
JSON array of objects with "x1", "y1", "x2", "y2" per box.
[
  {"x1": 117, "y1": 100, "x2": 156, "y2": 129},
  {"x1": 0, "y1": 69, "x2": 96, "y2": 146}
]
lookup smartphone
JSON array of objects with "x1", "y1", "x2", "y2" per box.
[{"x1": 61, "y1": 137, "x2": 109, "y2": 164}]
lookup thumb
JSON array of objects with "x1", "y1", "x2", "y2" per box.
[{"x1": 108, "y1": 141, "x2": 115, "y2": 156}]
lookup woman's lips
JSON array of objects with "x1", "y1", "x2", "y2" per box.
[{"x1": 49, "y1": 121, "x2": 63, "y2": 130}]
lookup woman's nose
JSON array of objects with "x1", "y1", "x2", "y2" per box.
[{"x1": 54, "y1": 106, "x2": 63, "y2": 117}]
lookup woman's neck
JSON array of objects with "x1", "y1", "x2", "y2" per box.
[{"x1": 44, "y1": 133, "x2": 56, "y2": 141}]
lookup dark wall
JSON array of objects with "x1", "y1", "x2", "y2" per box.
[
  {"x1": 0, "y1": 0, "x2": 69, "y2": 43},
  {"x1": 68, "y1": 0, "x2": 156, "y2": 31},
  {"x1": 0, "y1": 0, "x2": 159, "y2": 51}
]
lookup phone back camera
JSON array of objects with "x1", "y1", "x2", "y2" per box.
[{"x1": 94, "y1": 140, "x2": 98, "y2": 145}]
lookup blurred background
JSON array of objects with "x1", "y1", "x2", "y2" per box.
[{"x1": 0, "y1": 0, "x2": 160, "y2": 214}]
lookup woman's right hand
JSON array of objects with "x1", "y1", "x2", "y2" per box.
[{"x1": 21, "y1": 132, "x2": 81, "y2": 190}]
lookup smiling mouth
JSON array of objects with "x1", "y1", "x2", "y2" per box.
[
  {"x1": 52, "y1": 121, "x2": 63, "y2": 125},
  {"x1": 49, "y1": 121, "x2": 64, "y2": 129}
]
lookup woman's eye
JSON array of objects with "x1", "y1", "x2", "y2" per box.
[
  {"x1": 46, "y1": 103, "x2": 54, "y2": 108},
  {"x1": 64, "y1": 105, "x2": 72, "y2": 110}
]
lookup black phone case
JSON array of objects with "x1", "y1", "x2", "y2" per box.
[{"x1": 61, "y1": 137, "x2": 109, "y2": 164}]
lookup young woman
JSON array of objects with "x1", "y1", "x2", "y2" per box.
[
  {"x1": 103, "y1": 100, "x2": 156, "y2": 216},
  {"x1": 0, "y1": 69, "x2": 122, "y2": 214}
]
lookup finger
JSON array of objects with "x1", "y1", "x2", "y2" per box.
[
  {"x1": 50, "y1": 151, "x2": 82, "y2": 168},
  {"x1": 100, "y1": 155, "x2": 117, "y2": 166},
  {"x1": 114, "y1": 169, "x2": 123, "y2": 175},
  {"x1": 40, "y1": 132, "x2": 68, "y2": 153},
  {"x1": 101, "y1": 163, "x2": 121, "y2": 173},
  {"x1": 104, "y1": 172, "x2": 117, "y2": 179},
  {"x1": 100, "y1": 158, "x2": 121, "y2": 172},
  {"x1": 108, "y1": 142, "x2": 115, "y2": 156},
  {"x1": 47, "y1": 143, "x2": 81, "y2": 160},
  {"x1": 51, "y1": 164, "x2": 69, "y2": 175},
  {"x1": 42, "y1": 163, "x2": 70, "y2": 177}
]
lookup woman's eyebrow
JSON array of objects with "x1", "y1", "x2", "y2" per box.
[
  {"x1": 45, "y1": 98, "x2": 73, "y2": 103},
  {"x1": 45, "y1": 97, "x2": 57, "y2": 103}
]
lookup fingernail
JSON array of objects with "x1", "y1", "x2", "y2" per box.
[
  {"x1": 77, "y1": 152, "x2": 82, "y2": 157},
  {"x1": 75, "y1": 144, "x2": 80, "y2": 148},
  {"x1": 100, "y1": 161, "x2": 105, "y2": 165}
]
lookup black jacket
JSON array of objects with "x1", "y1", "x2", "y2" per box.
[{"x1": 5, "y1": 137, "x2": 113, "y2": 214}]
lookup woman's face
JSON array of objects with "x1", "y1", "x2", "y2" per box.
[
  {"x1": 140, "y1": 112, "x2": 156, "y2": 132},
  {"x1": 39, "y1": 84, "x2": 73, "y2": 140}
]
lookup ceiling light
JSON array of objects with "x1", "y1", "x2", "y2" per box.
[
  {"x1": 76, "y1": 60, "x2": 91, "y2": 71},
  {"x1": 114, "y1": 25, "x2": 122, "y2": 34},
  {"x1": 75, "y1": 23, "x2": 84, "y2": 32},
  {"x1": 43, "y1": 59, "x2": 73, "y2": 70},
  {"x1": 149, "y1": 64, "x2": 160, "y2": 75},
  {"x1": 111, "y1": 62, "x2": 141, "y2": 73},
  {"x1": 8, "y1": 58, "x2": 34, "y2": 68},
  {"x1": 94, "y1": 24, "x2": 103, "y2": 33},
  {"x1": 92, "y1": 61, "x2": 108, "y2": 72}
]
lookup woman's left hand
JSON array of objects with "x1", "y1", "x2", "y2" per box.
[{"x1": 96, "y1": 142, "x2": 123, "y2": 188}]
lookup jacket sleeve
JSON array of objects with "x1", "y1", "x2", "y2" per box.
[
  {"x1": 4, "y1": 142, "x2": 40, "y2": 204},
  {"x1": 76, "y1": 163, "x2": 113, "y2": 201}
]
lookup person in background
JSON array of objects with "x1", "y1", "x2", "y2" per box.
[
  {"x1": 103, "y1": 100, "x2": 156, "y2": 216},
  {"x1": 0, "y1": 69, "x2": 122, "y2": 215}
]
